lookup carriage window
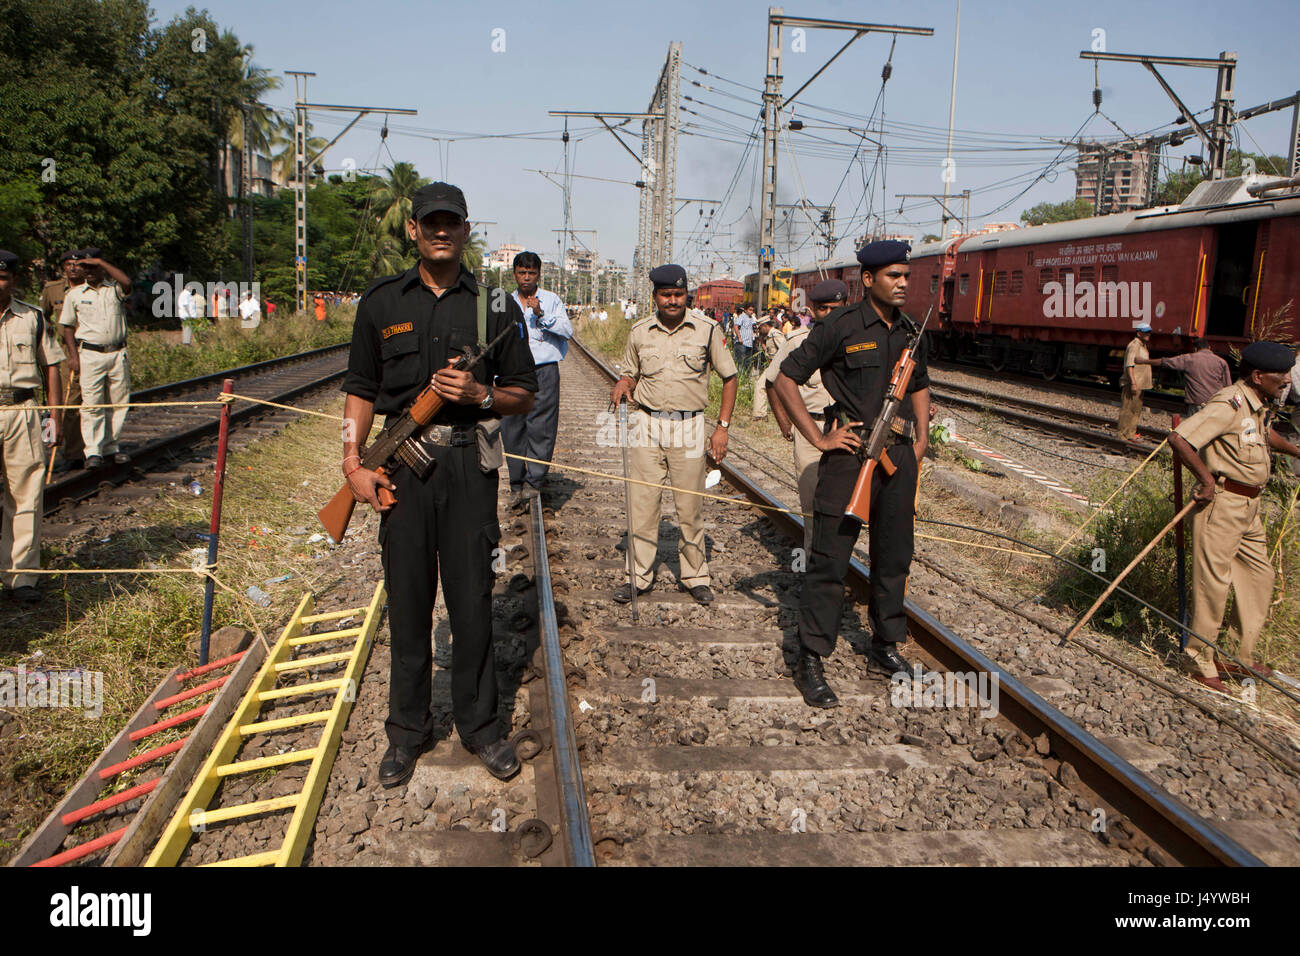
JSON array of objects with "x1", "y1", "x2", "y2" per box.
[
  {"x1": 1101, "y1": 265, "x2": 1118, "y2": 283},
  {"x1": 930, "y1": 274, "x2": 939, "y2": 294},
  {"x1": 1078, "y1": 265, "x2": 1095, "y2": 284},
  {"x1": 993, "y1": 271, "x2": 1008, "y2": 295},
  {"x1": 959, "y1": 274, "x2": 969, "y2": 295},
  {"x1": 1038, "y1": 267, "x2": 1055, "y2": 292},
  {"x1": 1010, "y1": 270, "x2": 1024, "y2": 295}
]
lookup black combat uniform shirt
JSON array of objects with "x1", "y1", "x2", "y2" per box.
[
  {"x1": 780, "y1": 299, "x2": 929, "y2": 426},
  {"x1": 343, "y1": 264, "x2": 538, "y2": 421}
]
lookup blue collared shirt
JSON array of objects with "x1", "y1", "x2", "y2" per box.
[
  {"x1": 512, "y1": 287, "x2": 572, "y2": 365},
  {"x1": 734, "y1": 312, "x2": 755, "y2": 347}
]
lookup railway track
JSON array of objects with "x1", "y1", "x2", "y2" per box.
[
  {"x1": 538, "y1": 337, "x2": 1261, "y2": 866},
  {"x1": 43, "y1": 343, "x2": 351, "y2": 514},
  {"x1": 929, "y1": 380, "x2": 1169, "y2": 453},
  {"x1": 13, "y1": 337, "x2": 1280, "y2": 868},
  {"x1": 930, "y1": 359, "x2": 1186, "y2": 415}
]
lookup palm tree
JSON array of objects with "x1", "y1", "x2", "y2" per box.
[
  {"x1": 228, "y1": 49, "x2": 285, "y2": 157},
  {"x1": 370, "y1": 162, "x2": 430, "y2": 236},
  {"x1": 462, "y1": 229, "x2": 485, "y2": 273}
]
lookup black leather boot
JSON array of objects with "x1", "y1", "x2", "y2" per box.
[
  {"x1": 793, "y1": 651, "x2": 839, "y2": 708},
  {"x1": 866, "y1": 643, "x2": 913, "y2": 677}
]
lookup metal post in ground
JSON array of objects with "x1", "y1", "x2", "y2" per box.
[{"x1": 198, "y1": 379, "x2": 235, "y2": 665}]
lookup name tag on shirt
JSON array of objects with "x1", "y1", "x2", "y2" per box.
[
  {"x1": 846, "y1": 341, "x2": 877, "y2": 354},
  {"x1": 382, "y1": 322, "x2": 414, "y2": 339}
]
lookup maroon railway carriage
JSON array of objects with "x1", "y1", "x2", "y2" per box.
[
  {"x1": 693, "y1": 279, "x2": 745, "y2": 313},
  {"x1": 900, "y1": 178, "x2": 1300, "y2": 379}
]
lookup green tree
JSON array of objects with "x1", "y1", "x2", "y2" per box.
[
  {"x1": 1020, "y1": 198, "x2": 1094, "y2": 226},
  {"x1": 1154, "y1": 151, "x2": 1291, "y2": 206},
  {"x1": 462, "y1": 229, "x2": 485, "y2": 273},
  {"x1": 370, "y1": 162, "x2": 429, "y2": 236}
]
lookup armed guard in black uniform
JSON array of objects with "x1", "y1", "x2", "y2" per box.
[
  {"x1": 772, "y1": 240, "x2": 930, "y2": 707},
  {"x1": 341, "y1": 182, "x2": 538, "y2": 786}
]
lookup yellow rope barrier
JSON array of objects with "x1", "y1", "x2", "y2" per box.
[{"x1": 1055, "y1": 437, "x2": 1167, "y2": 555}]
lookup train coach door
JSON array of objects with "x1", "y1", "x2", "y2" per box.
[{"x1": 1206, "y1": 222, "x2": 1257, "y2": 338}]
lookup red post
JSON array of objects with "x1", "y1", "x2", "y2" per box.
[{"x1": 198, "y1": 379, "x2": 235, "y2": 666}]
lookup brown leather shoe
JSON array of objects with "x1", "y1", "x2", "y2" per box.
[
  {"x1": 1219, "y1": 660, "x2": 1274, "y2": 679},
  {"x1": 1190, "y1": 674, "x2": 1231, "y2": 693}
]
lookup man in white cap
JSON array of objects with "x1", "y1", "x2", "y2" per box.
[{"x1": 1118, "y1": 324, "x2": 1152, "y2": 442}]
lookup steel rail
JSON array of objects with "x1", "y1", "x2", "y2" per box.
[
  {"x1": 930, "y1": 387, "x2": 1166, "y2": 452},
  {"x1": 932, "y1": 379, "x2": 1170, "y2": 441},
  {"x1": 45, "y1": 352, "x2": 349, "y2": 511},
  {"x1": 129, "y1": 343, "x2": 350, "y2": 402},
  {"x1": 570, "y1": 334, "x2": 1262, "y2": 867},
  {"x1": 528, "y1": 497, "x2": 596, "y2": 866}
]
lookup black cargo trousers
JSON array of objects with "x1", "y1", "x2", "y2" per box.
[
  {"x1": 379, "y1": 440, "x2": 502, "y2": 750},
  {"x1": 797, "y1": 442, "x2": 918, "y2": 657}
]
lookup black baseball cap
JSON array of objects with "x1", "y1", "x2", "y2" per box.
[{"x1": 411, "y1": 182, "x2": 468, "y2": 222}]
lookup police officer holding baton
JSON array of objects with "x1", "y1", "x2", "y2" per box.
[{"x1": 772, "y1": 241, "x2": 929, "y2": 707}]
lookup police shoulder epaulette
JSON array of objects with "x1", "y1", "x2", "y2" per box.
[{"x1": 1229, "y1": 394, "x2": 1242, "y2": 410}]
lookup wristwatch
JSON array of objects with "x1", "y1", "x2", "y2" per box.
[
  {"x1": 718, "y1": 419, "x2": 730, "y2": 429},
  {"x1": 479, "y1": 388, "x2": 495, "y2": 411}
]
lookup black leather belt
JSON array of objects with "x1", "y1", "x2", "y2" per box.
[
  {"x1": 420, "y1": 423, "x2": 478, "y2": 447},
  {"x1": 77, "y1": 340, "x2": 126, "y2": 353},
  {"x1": 642, "y1": 408, "x2": 703, "y2": 417},
  {"x1": 0, "y1": 387, "x2": 36, "y2": 404},
  {"x1": 809, "y1": 411, "x2": 826, "y2": 420}
]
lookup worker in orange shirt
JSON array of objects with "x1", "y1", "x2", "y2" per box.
[{"x1": 314, "y1": 294, "x2": 326, "y2": 321}]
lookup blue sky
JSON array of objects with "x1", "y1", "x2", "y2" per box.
[{"x1": 160, "y1": 0, "x2": 1298, "y2": 277}]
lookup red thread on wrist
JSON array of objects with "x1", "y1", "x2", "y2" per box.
[{"x1": 345, "y1": 464, "x2": 362, "y2": 479}]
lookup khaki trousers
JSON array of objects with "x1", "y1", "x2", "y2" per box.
[
  {"x1": 0, "y1": 402, "x2": 46, "y2": 589},
  {"x1": 57, "y1": 359, "x2": 84, "y2": 463},
  {"x1": 626, "y1": 409, "x2": 710, "y2": 590},
  {"x1": 79, "y1": 347, "x2": 130, "y2": 457},
  {"x1": 1187, "y1": 488, "x2": 1274, "y2": 677},
  {"x1": 792, "y1": 428, "x2": 821, "y2": 554},
  {"x1": 1117, "y1": 385, "x2": 1144, "y2": 440},
  {"x1": 751, "y1": 370, "x2": 770, "y2": 419}
]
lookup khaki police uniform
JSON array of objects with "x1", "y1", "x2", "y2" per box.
[
  {"x1": 750, "y1": 324, "x2": 786, "y2": 419},
  {"x1": 1119, "y1": 336, "x2": 1151, "y2": 440},
  {"x1": 1, "y1": 298, "x2": 65, "y2": 589},
  {"x1": 763, "y1": 324, "x2": 832, "y2": 553},
  {"x1": 1173, "y1": 381, "x2": 1276, "y2": 677},
  {"x1": 59, "y1": 279, "x2": 130, "y2": 458},
  {"x1": 39, "y1": 277, "x2": 84, "y2": 463},
  {"x1": 622, "y1": 310, "x2": 738, "y2": 590}
]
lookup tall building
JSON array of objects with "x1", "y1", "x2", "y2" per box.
[
  {"x1": 488, "y1": 242, "x2": 524, "y2": 270},
  {"x1": 565, "y1": 248, "x2": 596, "y2": 274},
  {"x1": 1075, "y1": 140, "x2": 1159, "y2": 214}
]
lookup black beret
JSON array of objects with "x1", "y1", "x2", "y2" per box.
[
  {"x1": 856, "y1": 239, "x2": 910, "y2": 271},
  {"x1": 79, "y1": 247, "x2": 102, "y2": 260},
  {"x1": 59, "y1": 249, "x2": 79, "y2": 263},
  {"x1": 0, "y1": 250, "x2": 18, "y2": 272},
  {"x1": 1241, "y1": 341, "x2": 1296, "y2": 373},
  {"x1": 649, "y1": 264, "x2": 687, "y2": 289},
  {"x1": 810, "y1": 279, "x2": 847, "y2": 304}
]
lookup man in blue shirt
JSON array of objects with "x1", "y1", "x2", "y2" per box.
[
  {"x1": 733, "y1": 305, "x2": 756, "y2": 371},
  {"x1": 502, "y1": 251, "x2": 573, "y2": 511}
]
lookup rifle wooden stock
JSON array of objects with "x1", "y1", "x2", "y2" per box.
[
  {"x1": 317, "y1": 466, "x2": 396, "y2": 543},
  {"x1": 845, "y1": 457, "x2": 877, "y2": 524}
]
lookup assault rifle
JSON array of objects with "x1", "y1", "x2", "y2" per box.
[
  {"x1": 844, "y1": 306, "x2": 932, "y2": 524},
  {"x1": 317, "y1": 321, "x2": 517, "y2": 542}
]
